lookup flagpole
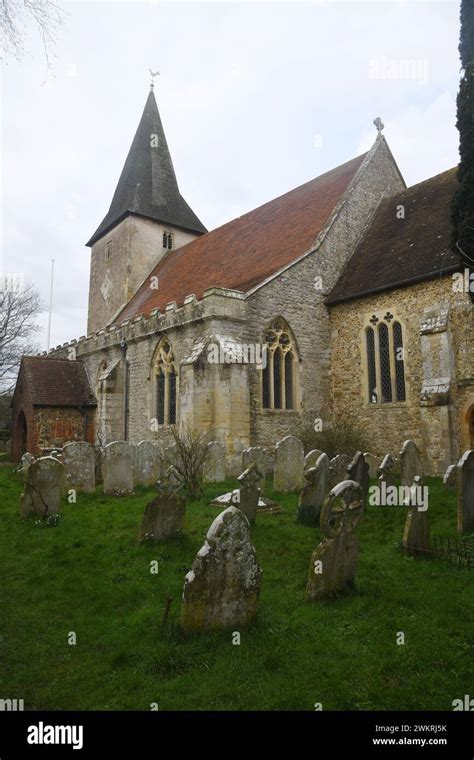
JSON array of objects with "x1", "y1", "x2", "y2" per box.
[{"x1": 47, "y1": 259, "x2": 55, "y2": 351}]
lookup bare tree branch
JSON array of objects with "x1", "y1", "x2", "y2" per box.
[
  {"x1": 0, "y1": 0, "x2": 66, "y2": 67},
  {"x1": 0, "y1": 283, "x2": 43, "y2": 393}
]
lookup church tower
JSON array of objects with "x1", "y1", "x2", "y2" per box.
[{"x1": 86, "y1": 86, "x2": 206, "y2": 334}]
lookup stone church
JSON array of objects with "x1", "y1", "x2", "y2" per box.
[{"x1": 11, "y1": 87, "x2": 474, "y2": 473}]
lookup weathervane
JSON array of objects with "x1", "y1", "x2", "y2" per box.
[
  {"x1": 149, "y1": 69, "x2": 160, "y2": 89},
  {"x1": 373, "y1": 116, "x2": 384, "y2": 134}
]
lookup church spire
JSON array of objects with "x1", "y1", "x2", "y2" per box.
[{"x1": 86, "y1": 88, "x2": 206, "y2": 246}]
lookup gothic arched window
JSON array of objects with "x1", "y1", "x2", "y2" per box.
[
  {"x1": 153, "y1": 337, "x2": 177, "y2": 425},
  {"x1": 365, "y1": 315, "x2": 406, "y2": 404},
  {"x1": 262, "y1": 318, "x2": 298, "y2": 410}
]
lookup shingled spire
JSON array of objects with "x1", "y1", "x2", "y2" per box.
[{"x1": 86, "y1": 88, "x2": 206, "y2": 246}]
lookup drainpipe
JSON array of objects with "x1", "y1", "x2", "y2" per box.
[{"x1": 120, "y1": 339, "x2": 129, "y2": 441}]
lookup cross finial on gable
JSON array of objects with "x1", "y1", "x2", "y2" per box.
[{"x1": 373, "y1": 116, "x2": 384, "y2": 134}]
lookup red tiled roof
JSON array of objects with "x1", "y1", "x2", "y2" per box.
[
  {"x1": 327, "y1": 168, "x2": 460, "y2": 305},
  {"x1": 117, "y1": 153, "x2": 367, "y2": 322},
  {"x1": 21, "y1": 356, "x2": 96, "y2": 407}
]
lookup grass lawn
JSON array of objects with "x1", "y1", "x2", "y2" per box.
[{"x1": 0, "y1": 467, "x2": 472, "y2": 711}]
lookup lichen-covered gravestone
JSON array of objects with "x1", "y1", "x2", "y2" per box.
[
  {"x1": 402, "y1": 476, "x2": 430, "y2": 556},
  {"x1": 305, "y1": 480, "x2": 363, "y2": 600},
  {"x1": 204, "y1": 441, "x2": 226, "y2": 483},
  {"x1": 103, "y1": 441, "x2": 134, "y2": 495},
  {"x1": 347, "y1": 451, "x2": 370, "y2": 507},
  {"x1": 20, "y1": 456, "x2": 63, "y2": 519},
  {"x1": 378, "y1": 454, "x2": 396, "y2": 488},
  {"x1": 363, "y1": 452, "x2": 378, "y2": 480},
  {"x1": 273, "y1": 435, "x2": 304, "y2": 492},
  {"x1": 236, "y1": 464, "x2": 263, "y2": 524},
  {"x1": 399, "y1": 440, "x2": 422, "y2": 487},
  {"x1": 457, "y1": 450, "x2": 474, "y2": 534},
  {"x1": 139, "y1": 466, "x2": 186, "y2": 543},
  {"x1": 328, "y1": 454, "x2": 352, "y2": 489},
  {"x1": 181, "y1": 506, "x2": 261, "y2": 632},
  {"x1": 304, "y1": 449, "x2": 323, "y2": 470},
  {"x1": 241, "y1": 447, "x2": 267, "y2": 492},
  {"x1": 63, "y1": 441, "x2": 95, "y2": 493},
  {"x1": 135, "y1": 440, "x2": 163, "y2": 486},
  {"x1": 297, "y1": 453, "x2": 329, "y2": 526}
]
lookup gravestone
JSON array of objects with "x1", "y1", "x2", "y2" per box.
[
  {"x1": 242, "y1": 447, "x2": 267, "y2": 492},
  {"x1": 205, "y1": 441, "x2": 226, "y2": 483},
  {"x1": 63, "y1": 441, "x2": 95, "y2": 493},
  {"x1": 378, "y1": 454, "x2": 396, "y2": 488},
  {"x1": 181, "y1": 506, "x2": 261, "y2": 632},
  {"x1": 139, "y1": 466, "x2": 185, "y2": 543},
  {"x1": 402, "y1": 476, "x2": 430, "y2": 556},
  {"x1": 103, "y1": 441, "x2": 134, "y2": 495},
  {"x1": 399, "y1": 440, "x2": 422, "y2": 487},
  {"x1": 305, "y1": 480, "x2": 363, "y2": 600},
  {"x1": 304, "y1": 449, "x2": 324, "y2": 470},
  {"x1": 443, "y1": 464, "x2": 457, "y2": 490},
  {"x1": 135, "y1": 440, "x2": 162, "y2": 486},
  {"x1": 347, "y1": 451, "x2": 369, "y2": 507},
  {"x1": 328, "y1": 453, "x2": 352, "y2": 488},
  {"x1": 297, "y1": 453, "x2": 329, "y2": 526},
  {"x1": 94, "y1": 446, "x2": 103, "y2": 485},
  {"x1": 20, "y1": 456, "x2": 63, "y2": 519},
  {"x1": 457, "y1": 450, "x2": 474, "y2": 534},
  {"x1": 273, "y1": 435, "x2": 304, "y2": 492},
  {"x1": 364, "y1": 452, "x2": 378, "y2": 480},
  {"x1": 236, "y1": 464, "x2": 263, "y2": 524}
]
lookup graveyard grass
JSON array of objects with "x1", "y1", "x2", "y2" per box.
[{"x1": 0, "y1": 467, "x2": 472, "y2": 711}]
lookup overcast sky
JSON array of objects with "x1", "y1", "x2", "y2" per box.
[{"x1": 1, "y1": 0, "x2": 461, "y2": 350}]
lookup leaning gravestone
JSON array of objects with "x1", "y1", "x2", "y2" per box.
[
  {"x1": 181, "y1": 506, "x2": 262, "y2": 632},
  {"x1": 205, "y1": 441, "x2": 226, "y2": 483},
  {"x1": 443, "y1": 464, "x2": 457, "y2": 490},
  {"x1": 402, "y1": 476, "x2": 430, "y2": 556},
  {"x1": 20, "y1": 456, "x2": 63, "y2": 519},
  {"x1": 378, "y1": 454, "x2": 396, "y2": 488},
  {"x1": 297, "y1": 453, "x2": 329, "y2": 526},
  {"x1": 347, "y1": 451, "x2": 370, "y2": 507},
  {"x1": 273, "y1": 435, "x2": 304, "y2": 492},
  {"x1": 305, "y1": 480, "x2": 364, "y2": 600},
  {"x1": 364, "y1": 452, "x2": 378, "y2": 480},
  {"x1": 304, "y1": 449, "x2": 324, "y2": 470},
  {"x1": 139, "y1": 466, "x2": 186, "y2": 543},
  {"x1": 328, "y1": 453, "x2": 352, "y2": 488},
  {"x1": 399, "y1": 440, "x2": 422, "y2": 488},
  {"x1": 236, "y1": 464, "x2": 264, "y2": 524},
  {"x1": 457, "y1": 450, "x2": 474, "y2": 534},
  {"x1": 63, "y1": 441, "x2": 95, "y2": 493},
  {"x1": 135, "y1": 440, "x2": 162, "y2": 486},
  {"x1": 103, "y1": 441, "x2": 134, "y2": 495}
]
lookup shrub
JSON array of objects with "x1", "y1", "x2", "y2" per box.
[{"x1": 299, "y1": 418, "x2": 369, "y2": 460}]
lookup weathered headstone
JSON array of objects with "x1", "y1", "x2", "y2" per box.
[
  {"x1": 402, "y1": 476, "x2": 430, "y2": 556},
  {"x1": 63, "y1": 441, "x2": 95, "y2": 493},
  {"x1": 443, "y1": 464, "x2": 457, "y2": 490},
  {"x1": 236, "y1": 464, "x2": 263, "y2": 524},
  {"x1": 135, "y1": 440, "x2": 162, "y2": 486},
  {"x1": 242, "y1": 447, "x2": 267, "y2": 491},
  {"x1": 273, "y1": 435, "x2": 304, "y2": 492},
  {"x1": 305, "y1": 480, "x2": 363, "y2": 600},
  {"x1": 103, "y1": 441, "x2": 134, "y2": 495},
  {"x1": 364, "y1": 452, "x2": 378, "y2": 480},
  {"x1": 297, "y1": 453, "x2": 329, "y2": 526},
  {"x1": 304, "y1": 449, "x2": 323, "y2": 470},
  {"x1": 457, "y1": 450, "x2": 474, "y2": 534},
  {"x1": 399, "y1": 440, "x2": 422, "y2": 487},
  {"x1": 181, "y1": 506, "x2": 261, "y2": 632},
  {"x1": 20, "y1": 456, "x2": 63, "y2": 519},
  {"x1": 328, "y1": 453, "x2": 352, "y2": 488},
  {"x1": 139, "y1": 466, "x2": 186, "y2": 542},
  {"x1": 378, "y1": 454, "x2": 396, "y2": 488},
  {"x1": 205, "y1": 441, "x2": 226, "y2": 483},
  {"x1": 347, "y1": 451, "x2": 369, "y2": 507}
]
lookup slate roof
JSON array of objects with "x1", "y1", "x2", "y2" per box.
[
  {"x1": 327, "y1": 167, "x2": 460, "y2": 305},
  {"x1": 20, "y1": 357, "x2": 96, "y2": 407},
  {"x1": 87, "y1": 89, "x2": 207, "y2": 246},
  {"x1": 116, "y1": 152, "x2": 367, "y2": 322}
]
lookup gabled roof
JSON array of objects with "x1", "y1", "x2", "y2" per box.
[
  {"x1": 116, "y1": 152, "x2": 367, "y2": 322},
  {"x1": 87, "y1": 89, "x2": 207, "y2": 246},
  {"x1": 16, "y1": 357, "x2": 96, "y2": 407},
  {"x1": 327, "y1": 168, "x2": 461, "y2": 305}
]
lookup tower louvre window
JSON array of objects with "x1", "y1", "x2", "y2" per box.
[{"x1": 162, "y1": 232, "x2": 173, "y2": 250}]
